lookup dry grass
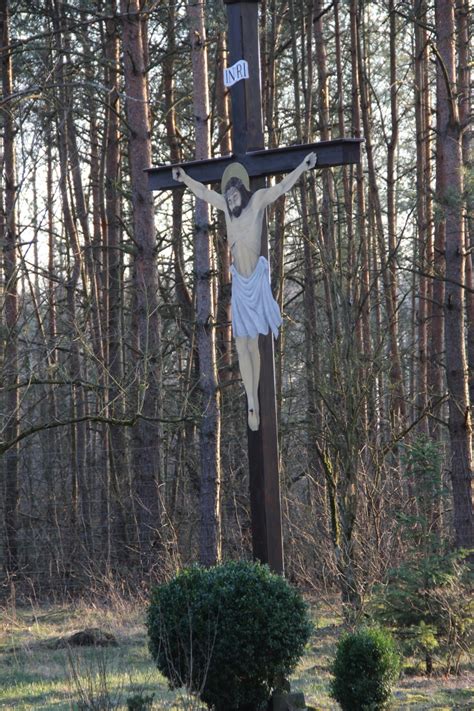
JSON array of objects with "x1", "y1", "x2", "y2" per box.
[{"x1": 0, "y1": 594, "x2": 472, "y2": 710}]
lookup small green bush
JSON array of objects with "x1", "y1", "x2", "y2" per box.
[
  {"x1": 330, "y1": 627, "x2": 400, "y2": 710},
  {"x1": 147, "y1": 560, "x2": 312, "y2": 711}
]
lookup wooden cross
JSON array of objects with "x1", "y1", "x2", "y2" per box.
[{"x1": 147, "y1": 0, "x2": 362, "y2": 575}]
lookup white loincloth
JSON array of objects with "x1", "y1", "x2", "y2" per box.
[{"x1": 230, "y1": 256, "x2": 282, "y2": 339}]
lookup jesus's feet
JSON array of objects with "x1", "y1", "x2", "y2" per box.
[{"x1": 248, "y1": 408, "x2": 260, "y2": 431}]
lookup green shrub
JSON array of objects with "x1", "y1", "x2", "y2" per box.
[
  {"x1": 147, "y1": 561, "x2": 312, "y2": 711},
  {"x1": 330, "y1": 627, "x2": 400, "y2": 710},
  {"x1": 397, "y1": 435, "x2": 445, "y2": 556},
  {"x1": 372, "y1": 551, "x2": 473, "y2": 674}
]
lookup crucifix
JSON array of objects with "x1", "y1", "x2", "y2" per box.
[{"x1": 147, "y1": 0, "x2": 362, "y2": 575}]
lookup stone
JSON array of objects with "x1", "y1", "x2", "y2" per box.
[
  {"x1": 287, "y1": 692, "x2": 306, "y2": 709},
  {"x1": 270, "y1": 690, "x2": 308, "y2": 711},
  {"x1": 271, "y1": 692, "x2": 290, "y2": 711}
]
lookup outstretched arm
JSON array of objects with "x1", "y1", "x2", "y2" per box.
[
  {"x1": 172, "y1": 166, "x2": 226, "y2": 211},
  {"x1": 252, "y1": 152, "x2": 317, "y2": 210}
]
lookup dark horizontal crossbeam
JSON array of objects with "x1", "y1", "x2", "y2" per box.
[{"x1": 146, "y1": 137, "x2": 363, "y2": 192}]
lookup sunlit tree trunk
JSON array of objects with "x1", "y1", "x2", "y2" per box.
[
  {"x1": 435, "y1": 0, "x2": 473, "y2": 550},
  {"x1": 215, "y1": 31, "x2": 233, "y2": 384},
  {"x1": 457, "y1": 0, "x2": 474, "y2": 412}
]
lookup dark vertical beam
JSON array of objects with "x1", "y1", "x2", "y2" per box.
[
  {"x1": 225, "y1": 2, "x2": 247, "y2": 154},
  {"x1": 226, "y1": 0, "x2": 264, "y2": 153},
  {"x1": 225, "y1": 0, "x2": 284, "y2": 575}
]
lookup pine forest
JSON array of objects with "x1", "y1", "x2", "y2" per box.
[{"x1": 0, "y1": 0, "x2": 472, "y2": 617}]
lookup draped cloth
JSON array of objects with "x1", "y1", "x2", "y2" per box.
[{"x1": 230, "y1": 256, "x2": 282, "y2": 339}]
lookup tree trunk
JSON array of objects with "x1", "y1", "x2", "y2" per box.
[
  {"x1": 215, "y1": 31, "x2": 233, "y2": 385},
  {"x1": 1, "y1": 0, "x2": 19, "y2": 574},
  {"x1": 49, "y1": 0, "x2": 88, "y2": 588},
  {"x1": 457, "y1": 0, "x2": 474, "y2": 413},
  {"x1": 187, "y1": 0, "x2": 222, "y2": 566},
  {"x1": 164, "y1": 0, "x2": 192, "y2": 340},
  {"x1": 292, "y1": 0, "x2": 319, "y2": 480},
  {"x1": 414, "y1": 1, "x2": 434, "y2": 435},
  {"x1": 435, "y1": 0, "x2": 473, "y2": 550},
  {"x1": 45, "y1": 134, "x2": 64, "y2": 583},
  {"x1": 104, "y1": 4, "x2": 129, "y2": 569},
  {"x1": 121, "y1": 0, "x2": 162, "y2": 568},
  {"x1": 349, "y1": 0, "x2": 371, "y2": 416}
]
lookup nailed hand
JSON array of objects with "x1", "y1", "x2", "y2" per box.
[{"x1": 305, "y1": 152, "x2": 317, "y2": 170}]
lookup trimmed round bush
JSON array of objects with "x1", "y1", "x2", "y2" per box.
[
  {"x1": 330, "y1": 627, "x2": 400, "y2": 710},
  {"x1": 147, "y1": 561, "x2": 312, "y2": 711}
]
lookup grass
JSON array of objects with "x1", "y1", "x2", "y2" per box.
[
  {"x1": 0, "y1": 596, "x2": 472, "y2": 710},
  {"x1": 0, "y1": 598, "x2": 178, "y2": 710},
  {"x1": 296, "y1": 609, "x2": 473, "y2": 709}
]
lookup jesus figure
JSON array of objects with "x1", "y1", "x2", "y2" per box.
[{"x1": 173, "y1": 152, "x2": 317, "y2": 431}]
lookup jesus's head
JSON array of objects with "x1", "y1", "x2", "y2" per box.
[{"x1": 224, "y1": 177, "x2": 252, "y2": 219}]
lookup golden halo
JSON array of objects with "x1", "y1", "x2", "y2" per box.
[{"x1": 221, "y1": 162, "x2": 250, "y2": 194}]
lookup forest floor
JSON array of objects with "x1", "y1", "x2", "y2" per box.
[{"x1": 0, "y1": 595, "x2": 472, "y2": 710}]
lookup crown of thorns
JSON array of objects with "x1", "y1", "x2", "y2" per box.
[{"x1": 221, "y1": 162, "x2": 250, "y2": 193}]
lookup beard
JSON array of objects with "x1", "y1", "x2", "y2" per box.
[{"x1": 225, "y1": 180, "x2": 252, "y2": 218}]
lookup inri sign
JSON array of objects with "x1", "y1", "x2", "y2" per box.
[{"x1": 224, "y1": 59, "x2": 249, "y2": 88}]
